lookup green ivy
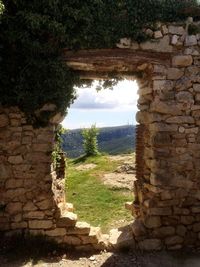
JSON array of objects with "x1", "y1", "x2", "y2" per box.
[{"x1": 0, "y1": 0, "x2": 199, "y2": 126}]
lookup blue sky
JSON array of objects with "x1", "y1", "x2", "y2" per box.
[{"x1": 62, "y1": 80, "x2": 139, "y2": 129}]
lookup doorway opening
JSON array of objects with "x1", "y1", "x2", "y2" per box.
[{"x1": 61, "y1": 79, "x2": 139, "y2": 233}]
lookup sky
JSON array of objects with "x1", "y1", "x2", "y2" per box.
[{"x1": 62, "y1": 80, "x2": 139, "y2": 129}]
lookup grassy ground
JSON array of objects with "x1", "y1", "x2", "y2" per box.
[{"x1": 65, "y1": 155, "x2": 134, "y2": 232}]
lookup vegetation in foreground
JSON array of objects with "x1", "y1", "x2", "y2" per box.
[{"x1": 65, "y1": 154, "x2": 134, "y2": 232}]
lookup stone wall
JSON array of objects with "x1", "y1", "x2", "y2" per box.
[
  {"x1": 2, "y1": 17, "x2": 200, "y2": 251},
  {"x1": 0, "y1": 107, "x2": 109, "y2": 251},
  {"x1": 133, "y1": 18, "x2": 200, "y2": 250}
]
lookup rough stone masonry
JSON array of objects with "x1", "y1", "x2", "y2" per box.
[{"x1": 1, "y1": 17, "x2": 200, "y2": 251}]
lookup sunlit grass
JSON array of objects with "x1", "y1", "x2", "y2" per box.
[{"x1": 65, "y1": 155, "x2": 134, "y2": 232}]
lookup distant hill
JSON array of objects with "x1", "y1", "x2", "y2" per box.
[{"x1": 62, "y1": 125, "x2": 136, "y2": 158}]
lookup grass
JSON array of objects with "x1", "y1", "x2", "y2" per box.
[{"x1": 65, "y1": 154, "x2": 134, "y2": 232}]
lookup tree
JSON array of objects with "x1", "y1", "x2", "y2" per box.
[{"x1": 82, "y1": 125, "x2": 100, "y2": 157}]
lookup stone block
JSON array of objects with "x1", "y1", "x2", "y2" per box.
[
  {"x1": 167, "y1": 68, "x2": 184, "y2": 80},
  {"x1": 36, "y1": 199, "x2": 53, "y2": 210},
  {"x1": 153, "y1": 226, "x2": 175, "y2": 238},
  {"x1": 6, "y1": 179, "x2": 24, "y2": 190},
  {"x1": 138, "y1": 239, "x2": 162, "y2": 251},
  {"x1": 144, "y1": 216, "x2": 161, "y2": 229},
  {"x1": 172, "y1": 55, "x2": 193, "y2": 67},
  {"x1": 81, "y1": 227, "x2": 101, "y2": 245},
  {"x1": 29, "y1": 220, "x2": 53, "y2": 229},
  {"x1": 176, "y1": 91, "x2": 194, "y2": 103},
  {"x1": 6, "y1": 202, "x2": 22, "y2": 215},
  {"x1": 185, "y1": 35, "x2": 197, "y2": 46},
  {"x1": 176, "y1": 225, "x2": 187, "y2": 237},
  {"x1": 166, "y1": 116, "x2": 194, "y2": 124},
  {"x1": 63, "y1": 235, "x2": 82, "y2": 246},
  {"x1": 151, "y1": 100, "x2": 181, "y2": 115},
  {"x1": 193, "y1": 223, "x2": 200, "y2": 232},
  {"x1": 131, "y1": 219, "x2": 147, "y2": 236},
  {"x1": 108, "y1": 227, "x2": 134, "y2": 249},
  {"x1": 161, "y1": 25, "x2": 168, "y2": 35},
  {"x1": 171, "y1": 35, "x2": 179, "y2": 45},
  {"x1": 140, "y1": 36, "x2": 173, "y2": 52},
  {"x1": 0, "y1": 164, "x2": 11, "y2": 180},
  {"x1": 0, "y1": 114, "x2": 9, "y2": 128},
  {"x1": 181, "y1": 216, "x2": 195, "y2": 225},
  {"x1": 11, "y1": 222, "x2": 27, "y2": 229},
  {"x1": 161, "y1": 191, "x2": 173, "y2": 200},
  {"x1": 8, "y1": 155, "x2": 23, "y2": 164},
  {"x1": 168, "y1": 26, "x2": 185, "y2": 35},
  {"x1": 57, "y1": 211, "x2": 77, "y2": 227},
  {"x1": 191, "y1": 207, "x2": 200, "y2": 213},
  {"x1": 148, "y1": 207, "x2": 172, "y2": 216},
  {"x1": 23, "y1": 202, "x2": 37, "y2": 211},
  {"x1": 174, "y1": 207, "x2": 190, "y2": 215},
  {"x1": 154, "y1": 31, "x2": 162, "y2": 39},
  {"x1": 157, "y1": 200, "x2": 179, "y2": 207},
  {"x1": 165, "y1": 235, "x2": 184, "y2": 246},
  {"x1": 67, "y1": 221, "x2": 91, "y2": 235},
  {"x1": 45, "y1": 228, "x2": 66, "y2": 237},
  {"x1": 32, "y1": 144, "x2": 52, "y2": 152},
  {"x1": 23, "y1": 211, "x2": 45, "y2": 219}
]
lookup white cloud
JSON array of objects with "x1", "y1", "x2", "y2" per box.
[{"x1": 71, "y1": 80, "x2": 139, "y2": 111}]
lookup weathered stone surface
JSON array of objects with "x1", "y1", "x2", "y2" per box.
[
  {"x1": 165, "y1": 236, "x2": 184, "y2": 246},
  {"x1": 45, "y1": 228, "x2": 66, "y2": 237},
  {"x1": 67, "y1": 221, "x2": 91, "y2": 235},
  {"x1": 0, "y1": 114, "x2": 9, "y2": 128},
  {"x1": 0, "y1": 164, "x2": 11, "y2": 180},
  {"x1": 23, "y1": 211, "x2": 45, "y2": 219},
  {"x1": 6, "y1": 202, "x2": 22, "y2": 215},
  {"x1": 81, "y1": 227, "x2": 101, "y2": 245},
  {"x1": 153, "y1": 226, "x2": 175, "y2": 237},
  {"x1": 151, "y1": 100, "x2": 181, "y2": 115},
  {"x1": 172, "y1": 55, "x2": 193, "y2": 67},
  {"x1": 36, "y1": 199, "x2": 53, "y2": 210},
  {"x1": 140, "y1": 36, "x2": 173, "y2": 53},
  {"x1": 57, "y1": 212, "x2": 77, "y2": 227},
  {"x1": 168, "y1": 26, "x2": 185, "y2": 35},
  {"x1": 193, "y1": 223, "x2": 200, "y2": 232},
  {"x1": 193, "y1": 84, "x2": 200, "y2": 93},
  {"x1": 29, "y1": 220, "x2": 53, "y2": 229},
  {"x1": 154, "y1": 31, "x2": 162, "y2": 39},
  {"x1": 5, "y1": 179, "x2": 24, "y2": 189},
  {"x1": 109, "y1": 227, "x2": 135, "y2": 249},
  {"x1": 63, "y1": 235, "x2": 81, "y2": 245},
  {"x1": 131, "y1": 219, "x2": 147, "y2": 236},
  {"x1": 11, "y1": 222, "x2": 27, "y2": 229},
  {"x1": 148, "y1": 208, "x2": 172, "y2": 216},
  {"x1": 23, "y1": 202, "x2": 37, "y2": 211},
  {"x1": 176, "y1": 91, "x2": 194, "y2": 103},
  {"x1": 185, "y1": 35, "x2": 197, "y2": 46},
  {"x1": 171, "y1": 35, "x2": 179, "y2": 45},
  {"x1": 8, "y1": 155, "x2": 23, "y2": 164},
  {"x1": 181, "y1": 216, "x2": 195, "y2": 225},
  {"x1": 174, "y1": 207, "x2": 190, "y2": 215},
  {"x1": 138, "y1": 239, "x2": 162, "y2": 250},
  {"x1": 166, "y1": 116, "x2": 194, "y2": 124},
  {"x1": 167, "y1": 68, "x2": 184, "y2": 80},
  {"x1": 191, "y1": 206, "x2": 200, "y2": 213},
  {"x1": 176, "y1": 225, "x2": 187, "y2": 237}
]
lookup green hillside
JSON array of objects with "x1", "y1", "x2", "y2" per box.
[{"x1": 62, "y1": 125, "x2": 136, "y2": 158}]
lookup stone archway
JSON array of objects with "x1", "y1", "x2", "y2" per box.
[{"x1": 1, "y1": 19, "x2": 200, "y2": 250}]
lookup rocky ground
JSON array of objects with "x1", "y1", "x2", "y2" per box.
[{"x1": 2, "y1": 248, "x2": 200, "y2": 267}]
